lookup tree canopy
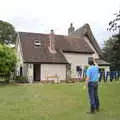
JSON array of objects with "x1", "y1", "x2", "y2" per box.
[
  {"x1": 0, "y1": 20, "x2": 16, "y2": 44},
  {"x1": 0, "y1": 44, "x2": 17, "y2": 74},
  {"x1": 108, "y1": 10, "x2": 120, "y2": 32},
  {"x1": 102, "y1": 37, "x2": 118, "y2": 70},
  {"x1": 104, "y1": 9, "x2": 120, "y2": 71}
]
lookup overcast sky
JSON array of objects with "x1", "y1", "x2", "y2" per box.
[{"x1": 0, "y1": 0, "x2": 120, "y2": 47}]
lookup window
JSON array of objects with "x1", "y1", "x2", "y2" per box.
[
  {"x1": 88, "y1": 57, "x2": 93, "y2": 62},
  {"x1": 34, "y1": 40, "x2": 41, "y2": 47}
]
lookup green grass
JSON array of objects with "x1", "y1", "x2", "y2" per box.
[{"x1": 0, "y1": 82, "x2": 120, "y2": 120}]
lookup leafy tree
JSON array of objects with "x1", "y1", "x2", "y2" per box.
[
  {"x1": 102, "y1": 37, "x2": 118, "y2": 70},
  {"x1": 106, "y1": 9, "x2": 120, "y2": 71},
  {"x1": 0, "y1": 20, "x2": 16, "y2": 44},
  {"x1": 0, "y1": 44, "x2": 17, "y2": 75},
  {"x1": 108, "y1": 10, "x2": 120, "y2": 32},
  {"x1": 103, "y1": 37, "x2": 116, "y2": 61},
  {"x1": 112, "y1": 36, "x2": 120, "y2": 71}
]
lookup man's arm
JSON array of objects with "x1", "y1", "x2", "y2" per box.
[
  {"x1": 85, "y1": 76, "x2": 89, "y2": 87},
  {"x1": 85, "y1": 68, "x2": 90, "y2": 87}
]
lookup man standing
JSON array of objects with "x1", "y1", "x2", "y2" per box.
[{"x1": 85, "y1": 59, "x2": 100, "y2": 114}]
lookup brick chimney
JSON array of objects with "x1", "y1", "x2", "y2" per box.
[
  {"x1": 68, "y1": 23, "x2": 75, "y2": 35},
  {"x1": 48, "y1": 30, "x2": 56, "y2": 54}
]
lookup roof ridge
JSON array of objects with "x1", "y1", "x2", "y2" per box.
[
  {"x1": 65, "y1": 35, "x2": 84, "y2": 39},
  {"x1": 18, "y1": 31, "x2": 68, "y2": 37},
  {"x1": 73, "y1": 23, "x2": 90, "y2": 33}
]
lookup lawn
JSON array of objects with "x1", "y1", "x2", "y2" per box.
[{"x1": 0, "y1": 82, "x2": 120, "y2": 120}]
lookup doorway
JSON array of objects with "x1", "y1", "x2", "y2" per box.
[{"x1": 34, "y1": 64, "x2": 41, "y2": 82}]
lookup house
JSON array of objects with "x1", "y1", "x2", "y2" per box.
[{"x1": 16, "y1": 23, "x2": 109, "y2": 83}]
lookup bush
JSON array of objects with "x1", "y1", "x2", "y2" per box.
[
  {"x1": 0, "y1": 73, "x2": 10, "y2": 84},
  {"x1": 66, "y1": 78, "x2": 77, "y2": 83},
  {"x1": 0, "y1": 44, "x2": 17, "y2": 74},
  {"x1": 15, "y1": 76, "x2": 28, "y2": 83}
]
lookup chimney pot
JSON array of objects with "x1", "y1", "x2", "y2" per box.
[
  {"x1": 48, "y1": 29, "x2": 56, "y2": 54},
  {"x1": 51, "y1": 29, "x2": 54, "y2": 33},
  {"x1": 68, "y1": 23, "x2": 75, "y2": 35}
]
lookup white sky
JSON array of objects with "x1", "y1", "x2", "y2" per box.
[{"x1": 0, "y1": 0, "x2": 120, "y2": 47}]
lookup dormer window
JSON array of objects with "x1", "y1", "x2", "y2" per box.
[{"x1": 34, "y1": 40, "x2": 41, "y2": 47}]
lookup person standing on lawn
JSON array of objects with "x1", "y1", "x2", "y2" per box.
[{"x1": 85, "y1": 59, "x2": 100, "y2": 114}]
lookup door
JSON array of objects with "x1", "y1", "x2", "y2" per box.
[{"x1": 34, "y1": 64, "x2": 41, "y2": 81}]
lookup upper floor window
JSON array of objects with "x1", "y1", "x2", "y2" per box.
[{"x1": 34, "y1": 40, "x2": 41, "y2": 47}]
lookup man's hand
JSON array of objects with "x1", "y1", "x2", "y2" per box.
[
  {"x1": 85, "y1": 80, "x2": 88, "y2": 87},
  {"x1": 85, "y1": 77, "x2": 89, "y2": 88}
]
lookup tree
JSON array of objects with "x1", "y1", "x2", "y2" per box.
[
  {"x1": 0, "y1": 44, "x2": 17, "y2": 75},
  {"x1": 103, "y1": 37, "x2": 116, "y2": 62},
  {"x1": 0, "y1": 20, "x2": 16, "y2": 44},
  {"x1": 106, "y1": 9, "x2": 120, "y2": 71},
  {"x1": 108, "y1": 10, "x2": 120, "y2": 32},
  {"x1": 102, "y1": 37, "x2": 118, "y2": 70}
]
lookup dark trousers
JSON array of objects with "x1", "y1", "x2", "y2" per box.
[{"x1": 88, "y1": 82, "x2": 100, "y2": 111}]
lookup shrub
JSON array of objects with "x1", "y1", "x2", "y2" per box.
[
  {"x1": 0, "y1": 44, "x2": 17, "y2": 74},
  {"x1": 0, "y1": 73, "x2": 10, "y2": 84},
  {"x1": 66, "y1": 78, "x2": 76, "y2": 83},
  {"x1": 15, "y1": 76, "x2": 28, "y2": 83}
]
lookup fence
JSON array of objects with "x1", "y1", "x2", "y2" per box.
[{"x1": 99, "y1": 71, "x2": 120, "y2": 82}]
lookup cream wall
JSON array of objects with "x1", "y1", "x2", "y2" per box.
[
  {"x1": 16, "y1": 35, "x2": 34, "y2": 83},
  {"x1": 16, "y1": 42, "x2": 23, "y2": 65},
  {"x1": 84, "y1": 36, "x2": 99, "y2": 59},
  {"x1": 41, "y1": 64, "x2": 66, "y2": 81},
  {"x1": 23, "y1": 63, "x2": 28, "y2": 77},
  {"x1": 64, "y1": 53, "x2": 92, "y2": 78},
  {"x1": 16, "y1": 36, "x2": 24, "y2": 76},
  {"x1": 27, "y1": 64, "x2": 33, "y2": 83}
]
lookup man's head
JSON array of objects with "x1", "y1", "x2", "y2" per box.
[{"x1": 88, "y1": 59, "x2": 95, "y2": 66}]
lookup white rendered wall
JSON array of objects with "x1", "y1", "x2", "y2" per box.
[
  {"x1": 16, "y1": 37, "x2": 24, "y2": 76},
  {"x1": 84, "y1": 36, "x2": 99, "y2": 59},
  {"x1": 27, "y1": 64, "x2": 33, "y2": 83},
  {"x1": 64, "y1": 53, "x2": 92, "y2": 78},
  {"x1": 41, "y1": 64, "x2": 66, "y2": 81}
]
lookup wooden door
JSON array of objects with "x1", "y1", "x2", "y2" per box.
[{"x1": 34, "y1": 64, "x2": 41, "y2": 81}]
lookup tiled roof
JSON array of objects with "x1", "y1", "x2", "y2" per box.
[
  {"x1": 71, "y1": 24, "x2": 103, "y2": 57},
  {"x1": 18, "y1": 32, "x2": 94, "y2": 63},
  {"x1": 95, "y1": 58, "x2": 110, "y2": 66}
]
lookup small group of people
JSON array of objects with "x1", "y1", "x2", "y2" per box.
[
  {"x1": 76, "y1": 65, "x2": 88, "y2": 80},
  {"x1": 76, "y1": 65, "x2": 82, "y2": 80}
]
